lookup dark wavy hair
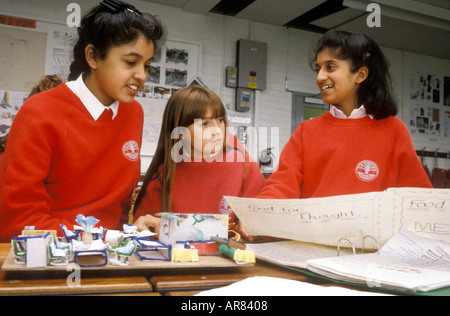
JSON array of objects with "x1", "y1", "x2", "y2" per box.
[
  {"x1": 313, "y1": 30, "x2": 397, "y2": 120},
  {"x1": 68, "y1": 2, "x2": 166, "y2": 81}
]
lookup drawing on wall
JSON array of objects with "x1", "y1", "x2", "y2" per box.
[
  {"x1": 147, "y1": 65, "x2": 161, "y2": 84},
  {"x1": 166, "y1": 47, "x2": 189, "y2": 66},
  {"x1": 408, "y1": 72, "x2": 449, "y2": 137},
  {"x1": 165, "y1": 68, "x2": 187, "y2": 87},
  {"x1": 0, "y1": 90, "x2": 28, "y2": 137},
  {"x1": 139, "y1": 97, "x2": 165, "y2": 158},
  {"x1": 0, "y1": 27, "x2": 47, "y2": 92},
  {"x1": 49, "y1": 30, "x2": 77, "y2": 81},
  {"x1": 409, "y1": 105, "x2": 441, "y2": 136},
  {"x1": 138, "y1": 40, "x2": 200, "y2": 99},
  {"x1": 444, "y1": 111, "x2": 450, "y2": 137},
  {"x1": 410, "y1": 72, "x2": 441, "y2": 104}
]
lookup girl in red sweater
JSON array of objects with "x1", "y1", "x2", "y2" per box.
[
  {"x1": 132, "y1": 86, "x2": 265, "y2": 238},
  {"x1": 0, "y1": 1, "x2": 165, "y2": 241},
  {"x1": 258, "y1": 30, "x2": 432, "y2": 200}
]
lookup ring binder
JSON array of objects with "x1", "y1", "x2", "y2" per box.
[
  {"x1": 337, "y1": 238, "x2": 356, "y2": 256},
  {"x1": 336, "y1": 235, "x2": 380, "y2": 256},
  {"x1": 362, "y1": 235, "x2": 380, "y2": 254}
]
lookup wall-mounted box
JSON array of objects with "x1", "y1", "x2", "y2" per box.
[
  {"x1": 226, "y1": 66, "x2": 238, "y2": 88},
  {"x1": 236, "y1": 40, "x2": 267, "y2": 90}
]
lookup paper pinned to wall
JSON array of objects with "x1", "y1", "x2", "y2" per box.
[
  {"x1": 0, "y1": 26, "x2": 47, "y2": 92},
  {"x1": 225, "y1": 188, "x2": 450, "y2": 250}
]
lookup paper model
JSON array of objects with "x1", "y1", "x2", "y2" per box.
[
  {"x1": 75, "y1": 214, "x2": 101, "y2": 245},
  {"x1": 158, "y1": 213, "x2": 229, "y2": 245},
  {"x1": 10, "y1": 212, "x2": 234, "y2": 267}
]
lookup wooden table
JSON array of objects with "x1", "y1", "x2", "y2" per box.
[
  {"x1": 0, "y1": 244, "x2": 10, "y2": 266},
  {"x1": 150, "y1": 262, "x2": 310, "y2": 295},
  {"x1": 0, "y1": 243, "x2": 317, "y2": 296}
]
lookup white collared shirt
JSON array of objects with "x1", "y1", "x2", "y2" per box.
[
  {"x1": 65, "y1": 74, "x2": 119, "y2": 121},
  {"x1": 329, "y1": 104, "x2": 373, "y2": 119}
]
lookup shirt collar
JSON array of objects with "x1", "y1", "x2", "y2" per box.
[
  {"x1": 329, "y1": 104, "x2": 373, "y2": 119},
  {"x1": 66, "y1": 74, "x2": 119, "y2": 121}
]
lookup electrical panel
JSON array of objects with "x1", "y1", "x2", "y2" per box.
[
  {"x1": 225, "y1": 66, "x2": 238, "y2": 88},
  {"x1": 236, "y1": 88, "x2": 253, "y2": 112},
  {"x1": 236, "y1": 40, "x2": 267, "y2": 91}
]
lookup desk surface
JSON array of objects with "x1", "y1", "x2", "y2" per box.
[
  {"x1": 0, "y1": 244, "x2": 10, "y2": 266},
  {"x1": 0, "y1": 243, "x2": 315, "y2": 296}
]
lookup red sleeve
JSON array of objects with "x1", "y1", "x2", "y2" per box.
[
  {"x1": 387, "y1": 118, "x2": 432, "y2": 188},
  {"x1": 257, "y1": 124, "x2": 304, "y2": 199},
  {"x1": 240, "y1": 158, "x2": 266, "y2": 198},
  {"x1": 134, "y1": 179, "x2": 163, "y2": 218},
  {"x1": 0, "y1": 100, "x2": 71, "y2": 241}
]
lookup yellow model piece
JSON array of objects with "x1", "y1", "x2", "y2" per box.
[{"x1": 172, "y1": 248, "x2": 199, "y2": 262}]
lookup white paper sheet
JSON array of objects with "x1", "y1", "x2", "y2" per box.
[
  {"x1": 246, "y1": 241, "x2": 353, "y2": 269},
  {"x1": 225, "y1": 188, "x2": 450, "y2": 249},
  {"x1": 196, "y1": 276, "x2": 390, "y2": 296}
]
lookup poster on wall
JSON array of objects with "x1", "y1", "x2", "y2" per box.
[
  {"x1": 138, "y1": 40, "x2": 200, "y2": 100},
  {"x1": 410, "y1": 72, "x2": 441, "y2": 104},
  {"x1": 409, "y1": 105, "x2": 441, "y2": 136},
  {"x1": 47, "y1": 29, "x2": 77, "y2": 81},
  {"x1": 0, "y1": 90, "x2": 29, "y2": 137},
  {"x1": 409, "y1": 72, "x2": 447, "y2": 137},
  {"x1": 0, "y1": 26, "x2": 47, "y2": 92},
  {"x1": 444, "y1": 110, "x2": 450, "y2": 138}
]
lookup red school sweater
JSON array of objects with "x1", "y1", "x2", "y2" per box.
[
  {"x1": 135, "y1": 149, "x2": 266, "y2": 218},
  {"x1": 258, "y1": 113, "x2": 432, "y2": 199},
  {"x1": 0, "y1": 84, "x2": 143, "y2": 241}
]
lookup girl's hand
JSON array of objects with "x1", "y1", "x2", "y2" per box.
[
  {"x1": 131, "y1": 186, "x2": 141, "y2": 202},
  {"x1": 234, "y1": 221, "x2": 254, "y2": 243},
  {"x1": 133, "y1": 214, "x2": 161, "y2": 235},
  {"x1": 234, "y1": 221, "x2": 277, "y2": 243}
]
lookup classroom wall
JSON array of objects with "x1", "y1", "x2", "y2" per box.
[{"x1": 1, "y1": 0, "x2": 449, "y2": 170}]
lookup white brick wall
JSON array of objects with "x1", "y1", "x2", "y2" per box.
[{"x1": 1, "y1": 0, "x2": 449, "y2": 170}]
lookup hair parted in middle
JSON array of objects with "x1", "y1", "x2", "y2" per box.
[
  {"x1": 133, "y1": 85, "x2": 250, "y2": 213},
  {"x1": 68, "y1": 0, "x2": 166, "y2": 81},
  {"x1": 313, "y1": 30, "x2": 397, "y2": 120}
]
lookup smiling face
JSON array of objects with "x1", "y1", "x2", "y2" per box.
[
  {"x1": 84, "y1": 34, "x2": 154, "y2": 106},
  {"x1": 315, "y1": 48, "x2": 368, "y2": 116}
]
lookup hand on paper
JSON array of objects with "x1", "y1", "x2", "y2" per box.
[
  {"x1": 134, "y1": 214, "x2": 160, "y2": 235},
  {"x1": 233, "y1": 219, "x2": 279, "y2": 243},
  {"x1": 233, "y1": 221, "x2": 254, "y2": 242}
]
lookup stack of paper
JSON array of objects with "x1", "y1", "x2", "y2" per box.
[
  {"x1": 307, "y1": 231, "x2": 450, "y2": 292},
  {"x1": 246, "y1": 240, "x2": 353, "y2": 269}
]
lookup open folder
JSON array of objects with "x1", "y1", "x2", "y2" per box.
[
  {"x1": 307, "y1": 231, "x2": 450, "y2": 293},
  {"x1": 225, "y1": 188, "x2": 450, "y2": 294},
  {"x1": 245, "y1": 232, "x2": 450, "y2": 294}
]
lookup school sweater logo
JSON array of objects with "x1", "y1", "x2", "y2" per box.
[
  {"x1": 218, "y1": 198, "x2": 233, "y2": 214},
  {"x1": 122, "y1": 140, "x2": 139, "y2": 162},
  {"x1": 355, "y1": 160, "x2": 379, "y2": 182}
]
